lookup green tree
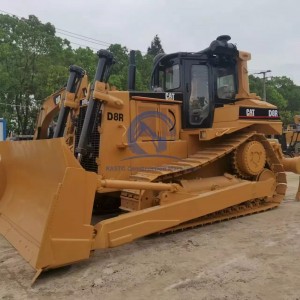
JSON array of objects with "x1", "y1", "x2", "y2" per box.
[
  {"x1": 0, "y1": 14, "x2": 70, "y2": 134},
  {"x1": 147, "y1": 35, "x2": 164, "y2": 56},
  {"x1": 270, "y1": 76, "x2": 300, "y2": 113},
  {"x1": 0, "y1": 15, "x2": 170, "y2": 135},
  {"x1": 249, "y1": 75, "x2": 300, "y2": 125},
  {"x1": 72, "y1": 47, "x2": 97, "y2": 79},
  {"x1": 249, "y1": 75, "x2": 264, "y2": 97},
  {"x1": 135, "y1": 51, "x2": 154, "y2": 90},
  {"x1": 107, "y1": 44, "x2": 129, "y2": 90},
  {"x1": 265, "y1": 85, "x2": 287, "y2": 110}
]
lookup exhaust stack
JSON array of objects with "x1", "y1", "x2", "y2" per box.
[
  {"x1": 53, "y1": 65, "x2": 85, "y2": 138},
  {"x1": 76, "y1": 50, "x2": 115, "y2": 157}
]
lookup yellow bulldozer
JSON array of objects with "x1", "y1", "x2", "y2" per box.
[
  {"x1": 1, "y1": 35, "x2": 300, "y2": 282},
  {"x1": 279, "y1": 115, "x2": 300, "y2": 157}
]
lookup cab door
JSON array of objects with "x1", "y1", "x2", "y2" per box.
[{"x1": 182, "y1": 60, "x2": 214, "y2": 128}]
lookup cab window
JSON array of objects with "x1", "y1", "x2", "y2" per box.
[
  {"x1": 217, "y1": 68, "x2": 236, "y2": 99},
  {"x1": 165, "y1": 64, "x2": 180, "y2": 90}
]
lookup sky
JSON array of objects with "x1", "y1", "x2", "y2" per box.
[{"x1": 1, "y1": 0, "x2": 300, "y2": 84}]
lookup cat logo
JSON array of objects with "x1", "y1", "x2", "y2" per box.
[
  {"x1": 165, "y1": 92, "x2": 175, "y2": 100},
  {"x1": 246, "y1": 109, "x2": 255, "y2": 116}
]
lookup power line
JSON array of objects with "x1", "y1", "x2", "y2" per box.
[
  {"x1": 56, "y1": 28, "x2": 111, "y2": 46},
  {"x1": 0, "y1": 9, "x2": 112, "y2": 48},
  {"x1": 66, "y1": 40, "x2": 100, "y2": 51},
  {"x1": 56, "y1": 30, "x2": 110, "y2": 48},
  {"x1": 0, "y1": 9, "x2": 147, "y2": 53}
]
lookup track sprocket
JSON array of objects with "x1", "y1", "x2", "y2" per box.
[{"x1": 232, "y1": 140, "x2": 267, "y2": 178}]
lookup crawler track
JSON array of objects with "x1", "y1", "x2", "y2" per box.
[{"x1": 121, "y1": 131, "x2": 287, "y2": 232}]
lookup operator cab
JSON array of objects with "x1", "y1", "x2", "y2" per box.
[{"x1": 150, "y1": 35, "x2": 238, "y2": 128}]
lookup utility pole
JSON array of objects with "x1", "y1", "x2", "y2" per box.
[{"x1": 254, "y1": 70, "x2": 271, "y2": 101}]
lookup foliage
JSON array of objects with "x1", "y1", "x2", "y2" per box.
[
  {"x1": 147, "y1": 34, "x2": 164, "y2": 56},
  {"x1": 105, "y1": 35, "x2": 162, "y2": 91},
  {"x1": 0, "y1": 13, "x2": 299, "y2": 135},
  {"x1": 107, "y1": 45, "x2": 156, "y2": 91},
  {"x1": 107, "y1": 44, "x2": 129, "y2": 90},
  {"x1": 135, "y1": 52, "x2": 155, "y2": 90},
  {"x1": 0, "y1": 14, "x2": 71, "y2": 134},
  {"x1": 72, "y1": 47, "x2": 97, "y2": 79},
  {"x1": 249, "y1": 75, "x2": 300, "y2": 124},
  {"x1": 0, "y1": 15, "x2": 159, "y2": 134}
]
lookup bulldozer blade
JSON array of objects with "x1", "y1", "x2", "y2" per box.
[{"x1": 0, "y1": 138, "x2": 97, "y2": 273}]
